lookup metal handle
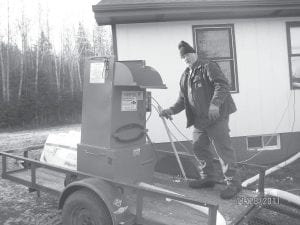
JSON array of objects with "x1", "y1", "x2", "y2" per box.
[
  {"x1": 112, "y1": 123, "x2": 147, "y2": 143},
  {"x1": 158, "y1": 106, "x2": 187, "y2": 180},
  {"x1": 84, "y1": 150, "x2": 106, "y2": 157}
]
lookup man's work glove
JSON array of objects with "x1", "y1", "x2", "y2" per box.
[
  {"x1": 208, "y1": 104, "x2": 220, "y2": 120},
  {"x1": 159, "y1": 109, "x2": 173, "y2": 120}
]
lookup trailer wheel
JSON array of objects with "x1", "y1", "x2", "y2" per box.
[{"x1": 62, "y1": 189, "x2": 113, "y2": 225}]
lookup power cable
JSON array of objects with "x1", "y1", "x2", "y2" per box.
[
  {"x1": 276, "y1": 90, "x2": 297, "y2": 170},
  {"x1": 232, "y1": 91, "x2": 293, "y2": 163},
  {"x1": 169, "y1": 120, "x2": 191, "y2": 142},
  {"x1": 151, "y1": 103, "x2": 190, "y2": 153},
  {"x1": 151, "y1": 93, "x2": 297, "y2": 164},
  {"x1": 146, "y1": 109, "x2": 152, "y2": 122}
]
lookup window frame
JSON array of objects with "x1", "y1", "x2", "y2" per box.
[
  {"x1": 286, "y1": 21, "x2": 300, "y2": 90},
  {"x1": 192, "y1": 24, "x2": 239, "y2": 93},
  {"x1": 246, "y1": 134, "x2": 281, "y2": 151}
]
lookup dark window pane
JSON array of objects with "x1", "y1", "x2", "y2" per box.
[
  {"x1": 247, "y1": 136, "x2": 263, "y2": 149},
  {"x1": 216, "y1": 60, "x2": 236, "y2": 91},
  {"x1": 196, "y1": 29, "x2": 231, "y2": 58},
  {"x1": 291, "y1": 56, "x2": 300, "y2": 89},
  {"x1": 290, "y1": 27, "x2": 300, "y2": 54},
  {"x1": 194, "y1": 25, "x2": 238, "y2": 92},
  {"x1": 263, "y1": 135, "x2": 278, "y2": 147}
]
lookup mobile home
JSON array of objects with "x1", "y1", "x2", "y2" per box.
[{"x1": 93, "y1": 0, "x2": 300, "y2": 165}]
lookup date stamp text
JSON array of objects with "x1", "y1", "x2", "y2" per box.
[{"x1": 236, "y1": 196, "x2": 280, "y2": 206}]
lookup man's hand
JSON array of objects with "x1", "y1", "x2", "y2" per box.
[
  {"x1": 159, "y1": 109, "x2": 173, "y2": 120},
  {"x1": 208, "y1": 104, "x2": 220, "y2": 120}
]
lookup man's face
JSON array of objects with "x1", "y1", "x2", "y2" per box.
[{"x1": 182, "y1": 53, "x2": 197, "y2": 67}]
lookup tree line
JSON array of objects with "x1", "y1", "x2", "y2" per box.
[{"x1": 0, "y1": 21, "x2": 112, "y2": 129}]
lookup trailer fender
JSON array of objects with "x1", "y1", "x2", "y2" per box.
[{"x1": 58, "y1": 178, "x2": 128, "y2": 225}]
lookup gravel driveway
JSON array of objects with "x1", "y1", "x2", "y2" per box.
[{"x1": 0, "y1": 124, "x2": 80, "y2": 225}]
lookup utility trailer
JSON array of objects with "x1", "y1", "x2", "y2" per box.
[
  {"x1": 1, "y1": 145, "x2": 275, "y2": 225},
  {"x1": 2, "y1": 146, "x2": 300, "y2": 225}
]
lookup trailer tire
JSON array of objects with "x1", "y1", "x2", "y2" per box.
[{"x1": 62, "y1": 189, "x2": 113, "y2": 225}]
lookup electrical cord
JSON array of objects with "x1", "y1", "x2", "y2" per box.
[
  {"x1": 151, "y1": 93, "x2": 297, "y2": 164},
  {"x1": 153, "y1": 104, "x2": 188, "y2": 180},
  {"x1": 151, "y1": 97, "x2": 160, "y2": 106},
  {"x1": 237, "y1": 91, "x2": 296, "y2": 163},
  {"x1": 151, "y1": 97, "x2": 191, "y2": 142},
  {"x1": 151, "y1": 101, "x2": 221, "y2": 171},
  {"x1": 169, "y1": 120, "x2": 191, "y2": 142},
  {"x1": 152, "y1": 98, "x2": 229, "y2": 163},
  {"x1": 152, "y1": 98, "x2": 240, "y2": 164},
  {"x1": 169, "y1": 113, "x2": 222, "y2": 161},
  {"x1": 268, "y1": 90, "x2": 297, "y2": 170},
  {"x1": 151, "y1": 104, "x2": 194, "y2": 155},
  {"x1": 169, "y1": 132, "x2": 193, "y2": 155},
  {"x1": 146, "y1": 109, "x2": 152, "y2": 122},
  {"x1": 238, "y1": 91, "x2": 295, "y2": 163}
]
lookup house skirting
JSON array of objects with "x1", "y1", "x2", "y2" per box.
[{"x1": 153, "y1": 131, "x2": 300, "y2": 176}]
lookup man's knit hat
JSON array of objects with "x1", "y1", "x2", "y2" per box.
[{"x1": 178, "y1": 40, "x2": 196, "y2": 57}]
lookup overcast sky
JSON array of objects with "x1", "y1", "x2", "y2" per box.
[{"x1": 0, "y1": 0, "x2": 100, "y2": 49}]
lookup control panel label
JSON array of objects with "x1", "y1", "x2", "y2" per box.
[{"x1": 121, "y1": 91, "x2": 138, "y2": 111}]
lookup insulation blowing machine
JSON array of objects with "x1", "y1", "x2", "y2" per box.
[
  {"x1": 58, "y1": 57, "x2": 221, "y2": 225},
  {"x1": 78, "y1": 56, "x2": 166, "y2": 184},
  {"x1": 58, "y1": 56, "x2": 220, "y2": 225}
]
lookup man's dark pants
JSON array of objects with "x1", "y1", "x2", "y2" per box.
[{"x1": 192, "y1": 118, "x2": 239, "y2": 182}]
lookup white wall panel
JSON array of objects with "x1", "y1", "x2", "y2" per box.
[{"x1": 116, "y1": 17, "x2": 300, "y2": 142}]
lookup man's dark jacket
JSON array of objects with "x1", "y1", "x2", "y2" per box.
[{"x1": 169, "y1": 60, "x2": 237, "y2": 128}]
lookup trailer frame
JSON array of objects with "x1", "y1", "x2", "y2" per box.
[
  {"x1": 1, "y1": 145, "x2": 288, "y2": 225},
  {"x1": 0, "y1": 146, "x2": 221, "y2": 225}
]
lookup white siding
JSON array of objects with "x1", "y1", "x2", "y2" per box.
[{"x1": 116, "y1": 17, "x2": 300, "y2": 142}]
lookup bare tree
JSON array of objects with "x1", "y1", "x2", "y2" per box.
[
  {"x1": 0, "y1": 0, "x2": 113, "y2": 127},
  {"x1": 54, "y1": 52, "x2": 61, "y2": 97},
  {"x1": 92, "y1": 25, "x2": 113, "y2": 56},
  {"x1": 34, "y1": 1, "x2": 43, "y2": 123},
  {"x1": 6, "y1": 0, "x2": 10, "y2": 102},
  {"x1": 35, "y1": 43, "x2": 39, "y2": 100},
  {"x1": 0, "y1": 36, "x2": 6, "y2": 101},
  {"x1": 17, "y1": 3, "x2": 29, "y2": 100},
  {"x1": 75, "y1": 23, "x2": 93, "y2": 90}
]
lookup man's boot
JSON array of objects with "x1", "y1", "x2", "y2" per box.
[
  {"x1": 220, "y1": 178, "x2": 242, "y2": 199},
  {"x1": 219, "y1": 162, "x2": 242, "y2": 199},
  {"x1": 188, "y1": 160, "x2": 216, "y2": 189}
]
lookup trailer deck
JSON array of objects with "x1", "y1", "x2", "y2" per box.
[
  {"x1": 4, "y1": 146, "x2": 298, "y2": 225},
  {"x1": 6, "y1": 167, "x2": 257, "y2": 225},
  {"x1": 1, "y1": 150, "x2": 258, "y2": 225}
]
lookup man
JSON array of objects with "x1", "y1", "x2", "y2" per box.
[{"x1": 160, "y1": 40, "x2": 241, "y2": 199}]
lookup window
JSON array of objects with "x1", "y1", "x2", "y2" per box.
[
  {"x1": 246, "y1": 134, "x2": 281, "y2": 151},
  {"x1": 193, "y1": 24, "x2": 239, "y2": 92},
  {"x1": 286, "y1": 22, "x2": 300, "y2": 90}
]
